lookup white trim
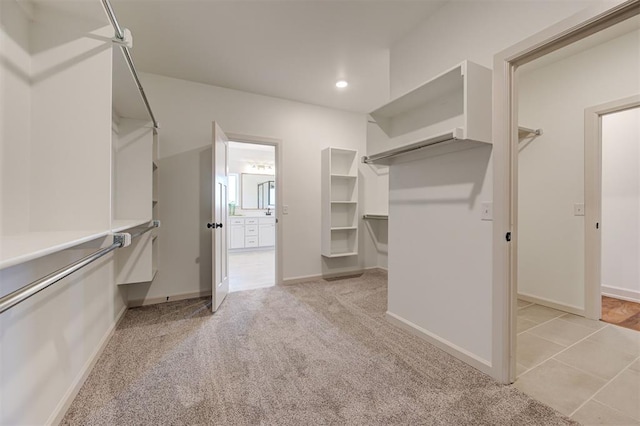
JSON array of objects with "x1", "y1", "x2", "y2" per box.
[
  {"x1": 385, "y1": 311, "x2": 492, "y2": 375},
  {"x1": 127, "y1": 291, "x2": 212, "y2": 308},
  {"x1": 226, "y1": 132, "x2": 284, "y2": 287},
  {"x1": 48, "y1": 303, "x2": 127, "y2": 426},
  {"x1": 282, "y1": 267, "x2": 385, "y2": 285},
  {"x1": 602, "y1": 285, "x2": 640, "y2": 303},
  {"x1": 517, "y1": 293, "x2": 585, "y2": 316},
  {"x1": 493, "y1": 0, "x2": 638, "y2": 384}
]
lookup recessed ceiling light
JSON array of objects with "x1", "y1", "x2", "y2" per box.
[{"x1": 336, "y1": 80, "x2": 348, "y2": 88}]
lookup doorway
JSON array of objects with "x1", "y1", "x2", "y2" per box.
[
  {"x1": 586, "y1": 102, "x2": 640, "y2": 329},
  {"x1": 227, "y1": 139, "x2": 279, "y2": 292}
]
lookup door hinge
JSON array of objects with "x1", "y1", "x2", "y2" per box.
[{"x1": 505, "y1": 232, "x2": 512, "y2": 242}]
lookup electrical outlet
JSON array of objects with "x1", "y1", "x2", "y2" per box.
[
  {"x1": 481, "y1": 202, "x2": 493, "y2": 221},
  {"x1": 282, "y1": 205, "x2": 289, "y2": 215},
  {"x1": 574, "y1": 203, "x2": 585, "y2": 216}
]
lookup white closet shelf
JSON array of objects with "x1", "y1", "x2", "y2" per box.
[
  {"x1": 323, "y1": 251, "x2": 358, "y2": 258},
  {"x1": 330, "y1": 201, "x2": 357, "y2": 204},
  {"x1": 365, "y1": 60, "x2": 492, "y2": 165},
  {"x1": 331, "y1": 226, "x2": 358, "y2": 231},
  {"x1": 111, "y1": 218, "x2": 152, "y2": 233},
  {"x1": 0, "y1": 230, "x2": 110, "y2": 270},
  {"x1": 330, "y1": 174, "x2": 357, "y2": 178}
]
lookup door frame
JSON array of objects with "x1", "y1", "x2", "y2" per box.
[
  {"x1": 584, "y1": 95, "x2": 640, "y2": 319},
  {"x1": 492, "y1": 0, "x2": 639, "y2": 384},
  {"x1": 227, "y1": 132, "x2": 284, "y2": 286}
]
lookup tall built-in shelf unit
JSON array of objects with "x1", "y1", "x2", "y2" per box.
[
  {"x1": 365, "y1": 60, "x2": 492, "y2": 165},
  {"x1": 0, "y1": 3, "x2": 159, "y2": 283},
  {"x1": 111, "y1": 43, "x2": 159, "y2": 285},
  {"x1": 321, "y1": 148, "x2": 358, "y2": 258}
]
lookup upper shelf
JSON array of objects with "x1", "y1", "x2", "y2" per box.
[
  {"x1": 365, "y1": 60, "x2": 492, "y2": 165},
  {"x1": 0, "y1": 230, "x2": 110, "y2": 270}
]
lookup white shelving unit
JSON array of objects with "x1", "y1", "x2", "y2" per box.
[
  {"x1": 321, "y1": 148, "x2": 358, "y2": 258},
  {"x1": 365, "y1": 60, "x2": 492, "y2": 165}
]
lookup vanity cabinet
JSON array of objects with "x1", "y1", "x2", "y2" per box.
[{"x1": 229, "y1": 217, "x2": 275, "y2": 249}]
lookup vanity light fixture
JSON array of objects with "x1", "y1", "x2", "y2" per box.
[{"x1": 336, "y1": 80, "x2": 348, "y2": 88}]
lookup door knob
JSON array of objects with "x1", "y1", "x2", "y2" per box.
[{"x1": 207, "y1": 223, "x2": 223, "y2": 229}]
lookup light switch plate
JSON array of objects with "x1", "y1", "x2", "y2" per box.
[
  {"x1": 574, "y1": 203, "x2": 585, "y2": 216},
  {"x1": 481, "y1": 202, "x2": 493, "y2": 221},
  {"x1": 282, "y1": 205, "x2": 289, "y2": 215}
]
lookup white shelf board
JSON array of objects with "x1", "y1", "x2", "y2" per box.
[
  {"x1": 330, "y1": 201, "x2": 357, "y2": 204},
  {"x1": 111, "y1": 219, "x2": 151, "y2": 233},
  {"x1": 330, "y1": 174, "x2": 357, "y2": 178},
  {"x1": 322, "y1": 251, "x2": 358, "y2": 258},
  {"x1": 370, "y1": 65, "x2": 462, "y2": 120},
  {"x1": 330, "y1": 227, "x2": 358, "y2": 231},
  {"x1": 0, "y1": 230, "x2": 110, "y2": 270}
]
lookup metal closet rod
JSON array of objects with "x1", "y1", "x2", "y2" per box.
[
  {"x1": 101, "y1": 0, "x2": 159, "y2": 130},
  {"x1": 0, "y1": 234, "x2": 126, "y2": 314},
  {"x1": 130, "y1": 220, "x2": 160, "y2": 239},
  {"x1": 0, "y1": 221, "x2": 160, "y2": 314}
]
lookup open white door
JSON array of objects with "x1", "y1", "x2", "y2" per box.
[{"x1": 209, "y1": 122, "x2": 229, "y2": 312}]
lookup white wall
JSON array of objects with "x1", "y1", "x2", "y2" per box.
[
  {"x1": 518, "y1": 30, "x2": 640, "y2": 310},
  {"x1": 602, "y1": 107, "x2": 640, "y2": 301},
  {"x1": 383, "y1": 0, "x2": 606, "y2": 375},
  {"x1": 389, "y1": 0, "x2": 602, "y2": 98},
  {"x1": 127, "y1": 73, "x2": 379, "y2": 304},
  {"x1": 0, "y1": 0, "x2": 31, "y2": 235}
]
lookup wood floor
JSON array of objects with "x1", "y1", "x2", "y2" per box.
[{"x1": 602, "y1": 296, "x2": 640, "y2": 332}]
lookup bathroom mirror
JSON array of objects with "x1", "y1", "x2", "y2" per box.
[{"x1": 241, "y1": 173, "x2": 275, "y2": 209}]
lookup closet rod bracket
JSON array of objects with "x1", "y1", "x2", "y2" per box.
[
  {"x1": 113, "y1": 233, "x2": 132, "y2": 248},
  {"x1": 111, "y1": 28, "x2": 133, "y2": 49}
]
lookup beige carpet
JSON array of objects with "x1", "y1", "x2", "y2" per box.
[{"x1": 62, "y1": 271, "x2": 575, "y2": 425}]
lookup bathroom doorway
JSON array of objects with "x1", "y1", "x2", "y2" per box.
[{"x1": 227, "y1": 139, "x2": 279, "y2": 292}]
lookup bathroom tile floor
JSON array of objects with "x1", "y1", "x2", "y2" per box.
[
  {"x1": 515, "y1": 300, "x2": 640, "y2": 425},
  {"x1": 228, "y1": 248, "x2": 275, "y2": 292}
]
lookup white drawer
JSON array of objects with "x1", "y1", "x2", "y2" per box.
[
  {"x1": 259, "y1": 217, "x2": 276, "y2": 224},
  {"x1": 245, "y1": 236, "x2": 258, "y2": 247},
  {"x1": 245, "y1": 225, "x2": 258, "y2": 235},
  {"x1": 229, "y1": 218, "x2": 244, "y2": 225},
  {"x1": 245, "y1": 218, "x2": 259, "y2": 225}
]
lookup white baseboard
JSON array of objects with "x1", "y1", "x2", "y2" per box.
[
  {"x1": 49, "y1": 303, "x2": 127, "y2": 425},
  {"x1": 517, "y1": 292, "x2": 585, "y2": 316},
  {"x1": 385, "y1": 311, "x2": 492, "y2": 376},
  {"x1": 282, "y1": 267, "x2": 384, "y2": 285},
  {"x1": 128, "y1": 290, "x2": 212, "y2": 307},
  {"x1": 602, "y1": 285, "x2": 640, "y2": 303}
]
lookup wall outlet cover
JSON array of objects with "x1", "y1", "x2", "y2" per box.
[
  {"x1": 574, "y1": 203, "x2": 585, "y2": 216},
  {"x1": 481, "y1": 202, "x2": 493, "y2": 221}
]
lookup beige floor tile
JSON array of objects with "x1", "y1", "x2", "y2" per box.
[
  {"x1": 588, "y1": 326, "x2": 640, "y2": 356},
  {"x1": 518, "y1": 304, "x2": 565, "y2": 324},
  {"x1": 555, "y1": 339, "x2": 637, "y2": 380},
  {"x1": 518, "y1": 299, "x2": 534, "y2": 309},
  {"x1": 518, "y1": 317, "x2": 538, "y2": 333},
  {"x1": 514, "y1": 359, "x2": 606, "y2": 416},
  {"x1": 528, "y1": 318, "x2": 595, "y2": 347},
  {"x1": 516, "y1": 363, "x2": 529, "y2": 377},
  {"x1": 594, "y1": 369, "x2": 640, "y2": 421},
  {"x1": 571, "y1": 400, "x2": 640, "y2": 425},
  {"x1": 560, "y1": 313, "x2": 608, "y2": 330},
  {"x1": 517, "y1": 332, "x2": 566, "y2": 368}
]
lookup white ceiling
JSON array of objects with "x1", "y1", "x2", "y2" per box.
[{"x1": 109, "y1": 0, "x2": 448, "y2": 113}]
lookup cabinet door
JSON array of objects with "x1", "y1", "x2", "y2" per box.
[
  {"x1": 259, "y1": 224, "x2": 275, "y2": 247},
  {"x1": 230, "y1": 226, "x2": 245, "y2": 249}
]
